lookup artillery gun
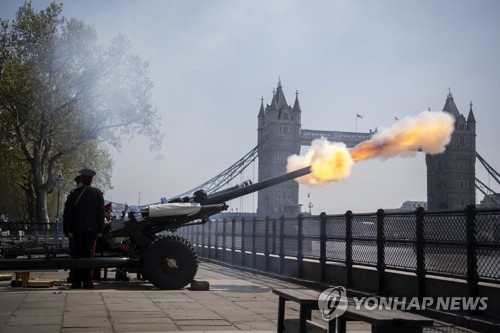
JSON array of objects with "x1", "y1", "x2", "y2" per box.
[{"x1": 0, "y1": 166, "x2": 311, "y2": 289}]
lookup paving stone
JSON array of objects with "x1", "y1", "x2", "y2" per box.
[
  {"x1": 19, "y1": 301, "x2": 65, "y2": 309},
  {"x1": 62, "y1": 316, "x2": 112, "y2": 329},
  {"x1": 176, "y1": 319, "x2": 233, "y2": 326},
  {"x1": 167, "y1": 309, "x2": 224, "y2": 320},
  {"x1": 176, "y1": 325, "x2": 239, "y2": 331},
  {"x1": 111, "y1": 316, "x2": 173, "y2": 324},
  {"x1": 61, "y1": 327, "x2": 113, "y2": 332},
  {"x1": 7, "y1": 314, "x2": 62, "y2": 325},
  {"x1": 63, "y1": 308, "x2": 108, "y2": 317},
  {"x1": 234, "y1": 320, "x2": 277, "y2": 331},
  {"x1": 103, "y1": 297, "x2": 161, "y2": 312},
  {"x1": 99, "y1": 291, "x2": 153, "y2": 298},
  {"x1": 65, "y1": 299, "x2": 106, "y2": 306},
  {"x1": 0, "y1": 297, "x2": 23, "y2": 311},
  {"x1": 217, "y1": 313, "x2": 268, "y2": 323},
  {"x1": 112, "y1": 322, "x2": 179, "y2": 332},
  {"x1": 12, "y1": 308, "x2": 64, "y2": 316},
  {"x1": 211, "y1": 306, "x2": 247, "y2": 316},
  {"x1": 108, "y1": 311, "x2": 165, "y2": 318},
  {"x1": 0, "y1": 324, "x2": 61, "y2": 333}
]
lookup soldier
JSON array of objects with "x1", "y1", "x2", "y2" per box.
[
  {"x1": 93, "y1": 202, "x2": 130, "y2": 282},
  {"x1": 65, "y1": 174, "x2": 83, "y2": 283},
  {"x1": 104, "y1": 203, "x2": 114, "y2": 221},
  {"x1": 63, "y1": 169, "x2": 105, "y2": 289}
]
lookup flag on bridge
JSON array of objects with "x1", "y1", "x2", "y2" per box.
[{"x1": 356, "y1": 114, "x2": 363, "y2": 119}]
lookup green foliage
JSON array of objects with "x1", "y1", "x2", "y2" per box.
[{"x1": 0, "y1": 2, "x2": 163, "y2": 223}]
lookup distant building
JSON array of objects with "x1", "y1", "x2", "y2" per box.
[
  {"x1": 400, "y1": 200, "x2": 427, "y2": 211},
  {"x1": 479, "y1": 193, "x2": 500, "y2": 208},
  {"x1": 426, "y1": 92, "x2": 476, "y2": 210},
  {"x1": 383, "y1": 200, "x2": 427, "y2": 213},
  {"x1": 257, "y1": 80, "x2": 302, "y2": 217}
]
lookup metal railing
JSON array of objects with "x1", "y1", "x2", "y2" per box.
[
  {"x1": 177, "y1": 205, "x2": 500, "y2": 299},
  {"x1": 0, "y1": 221, "x2": 63, "y2": 240}
]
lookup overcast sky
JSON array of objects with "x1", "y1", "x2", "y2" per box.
[{"x1": 1, "y1": 0, "x2": 499, "y2": 214}]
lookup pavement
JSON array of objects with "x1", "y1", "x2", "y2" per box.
[{"x1": 0, "y1": 261, "x2": 476, "y2": 333}]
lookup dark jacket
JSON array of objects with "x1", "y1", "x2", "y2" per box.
[{"x1": 63, "y1": 186, "x2": 105, "y2": 235}]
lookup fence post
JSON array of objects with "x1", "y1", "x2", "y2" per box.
[
  {"x1": 415, "y1": 207, "x2": 426, "y2": 300},
  {"x1": 195, "y1": 224, "x2": 200, "y2": 253},
  {"x1": 465, "y1": 204, "x2": 479, "y2": 313},
  {"x1": 222, "y1": 219, "x2": 227, "y2": 262},
  {"x1": 297, "y1": 214, "x2": 304, "y2": 279},
  {"x1": 265, "y1": 216, "x2": 270, "y2": 271},
  {"x1": 201, "y1": 223, "x2": 206, "y2": 257},
  {"x1": 320, "y1": 212, "x2": 327, "y2": 283},
  {"x1": 272, "y1": 217, "x2": 277, "y2": 254},
  {"x1": 345, "y1": 210, "x2": 353, "y2": 288},
  {"x1": 376, "y1": 209, "x2": 386, "y2": 294},
  {"x1": 241, "y1": 218, "x2": 246, "y2": 266},
  {"x1": 252, "y1": 217, "x2": 257, "y2": 269},
  {"x1": 279, "y1": 215, "x2": 285, "y2": 275},
  {"x1": 207, "y1": 221, "x2": 212, "y2": 259},
  {"x1": 214, "y1": 220, "x2": 219, "y2": 260},
  {"x1": 231, "y1": 218, "x2": 236, "y2": 264}
]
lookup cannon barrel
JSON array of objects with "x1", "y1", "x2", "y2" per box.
[
  {"x1": 104, "y1": 166, "x2": 311, "y2": 237},
  {"x1": 204, "y1": 166, "x2": 311, "y2": 205}
]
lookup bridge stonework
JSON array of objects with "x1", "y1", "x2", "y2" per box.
[
  {"x1": 426, "y1": 92, "x2": 476, "y2": 210},
  {"x1": 256, "y1": 81, "x2": 477, "y2": 216}
]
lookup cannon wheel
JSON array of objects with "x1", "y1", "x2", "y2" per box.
[{"x1": 142, "y1": 235, "x2": 198, "y2": 289}]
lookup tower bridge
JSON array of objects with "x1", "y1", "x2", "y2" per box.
[
  {"x1": 177, "y1": 81, "x2": 497, "y2": 216},
  {"x1": 300, "y1": 129, "x2": 372, "y2": 147},
  {"x1": 256, "y1": 80, "x2": 375, "y2": 216}
]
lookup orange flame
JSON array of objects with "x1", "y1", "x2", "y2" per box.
[
  {"x1": 351, "y1": 111, "x2": 455, "y2": 162},
  {"x1": 287, "y1": 110, "x2": 455, "y2": 185}
]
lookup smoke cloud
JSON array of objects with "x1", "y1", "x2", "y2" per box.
[
  {"x1": 287, "y1": 139, "x2": 353, "y2": 185},
  {"x1": 288, "y1": 110, "x2": 455, "y2": 185}
]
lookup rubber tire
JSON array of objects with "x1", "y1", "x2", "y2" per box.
[{"x1": 142, "y1": 235, "x2": 198, "y2": 289}]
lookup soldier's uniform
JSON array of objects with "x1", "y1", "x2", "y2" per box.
[{"x1": 63, "y1": 169, "x2": 104, "y2": 289}]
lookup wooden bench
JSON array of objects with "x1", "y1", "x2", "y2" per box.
[
  {"x1": 272, "y1": 288, "x2": 433, "y2": 333},
  {"x1": 273, "y1": 288, "x2": 333, "y2": 333}
]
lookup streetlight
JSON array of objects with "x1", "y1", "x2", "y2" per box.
[{"x1": 55, "y1": 173, "x2": 63, "y2": 239}]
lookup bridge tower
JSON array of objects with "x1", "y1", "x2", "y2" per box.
[
  {"x1": 426, "y1": 91, "x2": 476, "y2": 210},
  {"x1": 256, "y1": 80, "x2": 371, "y2": 217},
  {"x1": 257, "y1": 80, "x2": 302, "y2": 216}
]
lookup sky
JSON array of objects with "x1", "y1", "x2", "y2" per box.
[{"x1": 1, "y1": 0, "x2": 499, "y2": 214}]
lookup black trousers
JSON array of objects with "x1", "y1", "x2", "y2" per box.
[{"x1": 72, "y1": 231, "x2": 98, "y2": 284}]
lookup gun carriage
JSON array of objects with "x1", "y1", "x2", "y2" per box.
[{"x1": 0, "y1": 166, "x2": 311, "y2": 289}]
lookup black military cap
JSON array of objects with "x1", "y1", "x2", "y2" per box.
[{"x1": 79, "y1": 169, "x2": 96, "y2": 177}]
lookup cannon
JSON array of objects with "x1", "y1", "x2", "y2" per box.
[{"x1": 0, "y1": 166, "x2": 311, "y2": 289}]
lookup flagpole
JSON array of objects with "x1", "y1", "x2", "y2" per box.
[{"x1": 355, "y1": 114, "x2": 363, "y2": 132}]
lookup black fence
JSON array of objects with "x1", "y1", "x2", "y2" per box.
[
  {"x1": 177, "y1": 205, "x2": 499, "y2": 299},
  {"x1": 0, "y1": 221, "x2": 63, "y2": 239}
]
